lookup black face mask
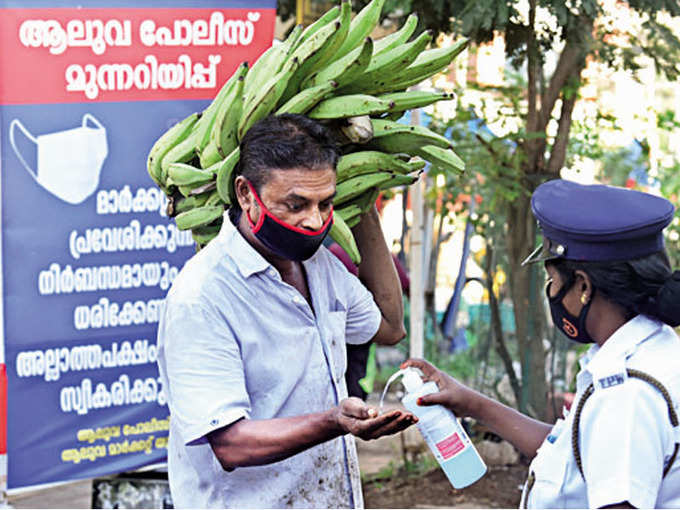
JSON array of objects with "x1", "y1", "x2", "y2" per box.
[
  {"x1": 546, "y1": 278, "x2": 595, "y2": 344},
  {"x1": 245, "y1": 181, "x2": 333, "y2": 261}
]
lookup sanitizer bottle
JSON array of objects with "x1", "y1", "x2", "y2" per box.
[{"x1": 400, "y1": 368, "x2": 487, "y2": 489}]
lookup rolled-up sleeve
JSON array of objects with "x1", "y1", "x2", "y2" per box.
[{"x1": 158, "y1": 299, "x2": 250, "y2": 446}]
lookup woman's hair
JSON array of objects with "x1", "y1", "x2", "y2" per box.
[{"x1": 547, "y1": 251, "x2": 680, "y2": 327}]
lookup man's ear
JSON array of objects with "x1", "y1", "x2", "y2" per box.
[{"x1": 234, "y1": 176, "x2": 252, "y2": 210}]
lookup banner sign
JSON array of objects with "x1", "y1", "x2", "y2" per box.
[{"x1": 0, "y1": 0, "x2": 275, "y2": 489}]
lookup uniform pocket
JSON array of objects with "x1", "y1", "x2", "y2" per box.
[{"x1": 524, "y1": 428, "x2": 568, "y2": 508}]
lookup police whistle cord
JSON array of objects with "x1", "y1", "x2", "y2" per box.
[{"x1": 571, "y1": 368, "x2": 679, "y2": 481}]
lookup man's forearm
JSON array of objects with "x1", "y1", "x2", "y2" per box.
[
  {"x1": 208, "y1": 410, "x2": 341, "y2": 470},
  {"x1": 352, "y1": 206, "x2": 405, "y2": 344}
]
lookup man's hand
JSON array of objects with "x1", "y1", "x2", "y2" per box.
[{"x1": 333, "y1": 397, "x2": 417, "y2": 440}]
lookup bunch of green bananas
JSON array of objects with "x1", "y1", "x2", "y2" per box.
[{"x1": 146, "y1": 0, "x2": 467, "y2": 263}]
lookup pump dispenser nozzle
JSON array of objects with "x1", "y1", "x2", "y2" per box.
[
  {"x1": 401, "y1": 368, "x2": 424, "y2": 393},
  {"x1": 378, "y1": 367, "x2": 425, "y2": 415}
]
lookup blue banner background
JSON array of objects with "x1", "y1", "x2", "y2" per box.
[
  {"x1": 2, "y1": 98, "x2": 206, "y2": 488},
  {"x1": 1, "y1": 0, "x2": 276, "y2": 489}
]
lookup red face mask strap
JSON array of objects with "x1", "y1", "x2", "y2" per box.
[
  {"x1": 245, "y1": 180, "x2": 334, "y2": 236},
  {"x1": 245, "y1": 180, "x2": 267, "y2": 233}
]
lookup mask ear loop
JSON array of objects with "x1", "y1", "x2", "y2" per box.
[
  {"x1": 244, "y1": 180, "x2": 267, "y2": 234},
  {"x1": 9, "y1": 119, "x2": 41, "y2": 184},
  {"x1": 547, "y1": 273, "x2": 576, "y2": 303}
]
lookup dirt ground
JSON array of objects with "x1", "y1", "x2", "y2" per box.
[{"x1": 362, "y1": 463, "x2": 527, "y2": 509}]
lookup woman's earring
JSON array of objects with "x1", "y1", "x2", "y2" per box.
[{"x1": 580, "y1": 293, "x2": 588, "y2": 305}]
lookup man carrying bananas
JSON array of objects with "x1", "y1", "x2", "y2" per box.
[{"x1": 157, "y1": 114, "x2": 416, "y2": 508}]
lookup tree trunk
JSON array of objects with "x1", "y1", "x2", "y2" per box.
[
  {"x1": 484, "y1": 243, "x2": 522, "y2": 407},
  {"x1": 505, "y1": 191, "x2": 548, "y2": 419}
]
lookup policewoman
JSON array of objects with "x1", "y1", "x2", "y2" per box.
[{"x1": 404, "y1": 179, "x2": 680, "y2": 508}]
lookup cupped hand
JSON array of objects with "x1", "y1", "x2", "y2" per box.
[
  {"x1": 334, "y1": 397, "x2": 417, "y2": 440},
  {"x1": 401, "y1": 358, "x2": 478, "y2": 418}
]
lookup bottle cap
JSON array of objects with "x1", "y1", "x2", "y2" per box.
[{"x1": 401, "y1": 368, "x2": 423, "y2": 393}]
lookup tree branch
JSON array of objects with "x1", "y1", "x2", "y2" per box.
[
  {"x1": 546, "y1": 90, "x2": 578, "y2": 175},
  {"x1": 526, "y1": 0, "x2": 539, "y2": 136},
  {"x1": 537, "y1": 43, "x2": 583, "y2": 132}
]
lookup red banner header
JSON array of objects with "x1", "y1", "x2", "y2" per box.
[{"x1": 0, "y1": 8, "x2": 276, "y2": 105}]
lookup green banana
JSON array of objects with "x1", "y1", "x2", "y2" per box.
[
  {"x1": 198, "y1": 63, "x2": 246, "y2": 169},
  {"x1": 147, "y1": 112, "x2": 199, "y2": 189},
  {"x1": 243, "y1": 24, "x2": 303, "y2": 98},
  {"x1": 304, "y1": 37, "x2": 373, "y2": 90},
  {"x1": 194, "y1": 67, "x2": 244, "y2": 154},
  {"x1": 204, "y1": 190, "x2": 226, "y2": 207},
  {"x1": 377, "y1": 173, "x2": 420, "y2": 189},
  {"x1": 167, "y1": 162, "x2": 215, "y2": 187},
  {"x1": 334, "y1": 0, "x2": 386, "y2": 60},
  {"x1": 334, "y1": 171, "x2": 397, "y2": 205},
  {"x1": 177, "y1": 179, "x2": 216, "y2": 198},
  {"x1": 345, "y1": 215, "x2": 362, "y2": 228},
  {"x1": 199, "y1": 138, "x2": 222, "y2": 169},
  {"x1": 213, "y1": 64, "x2": 248, "y2": 158},
  {"x1": 147, "y1": 1, "x2": 472, "y2": 242},
  {"x1": 276, "y1": 80, "x2": 338, "y2": 115},
  {"x1": 413, "y1": 144, "x2": 465, "y2": 174},
  {"x1": 238, "y1": 58, "x2": 300, "y2": 140},
  {"x1": 336, "y1": 205, "x2": 363, "y2": 229},
  {"x1": 160, "y1": 132, "x2": 199, "y2": 186},
  {"x1": 191, "y1": 221, "x2": 222, "y2": 245},
  {"x1": 297, "y1": 5, "x2": 339, "y2": 46},
  {"x1": 175, "y1": 205, "x2": 224, "y2": 231},
  {"x1": 405, "y1": 158, "x2": 427, "y2": 173},
  {"x1": 337, "y1": 204, "x2": 362, "y2": 221},
  {"x1": 373, "y1": 14, "x2": 418, "y2": 55},
  {"x1": 336, "y1": 151, "x2": 419, "y2": 182},
  {"x1": 369, "y1": 118, "x2": 452, "y2": 150},
  {"x1": 338, "y1": 30, "x2": 433, "y2": 95},
  {"x1": 388, "y1": 39, "x2": 469, "y2": 91},
  {"x1": 377, "y1": 90, "x2": 453, "y2": 112},
  {"x1": 348, "y1": 187, "x2": 381, "y2": 213},
  {"x1": 308, "y1": 94, "x2": 394, "y2": 120},
  {"x1": 216, "y1": 147, "x2": 241, "y2": 204},
  {"x1": 172, "y1": 192, "x2": 213, "y2": 216},
  {"x1": 280, "y1": 1, "x2": 351, "y2": 105},
  {"x1": 329, "y1": 213, "x2": 361, "y2": 264}
]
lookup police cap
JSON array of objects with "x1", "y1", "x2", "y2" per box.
[{"x1": 522, "y1": 179, "x2": 675, "y2": 265}]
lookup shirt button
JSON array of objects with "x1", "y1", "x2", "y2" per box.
[{"x1": 293, "y1": 296, "x2": 303, "y2": 305}]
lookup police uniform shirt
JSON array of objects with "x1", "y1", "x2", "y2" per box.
[{"x1": 522, "y1": 315, "x2": 680, "y2": 508}]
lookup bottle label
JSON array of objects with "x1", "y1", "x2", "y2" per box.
[{"x1": 436, "y1": 432, "x2": 465, "y2": 460}]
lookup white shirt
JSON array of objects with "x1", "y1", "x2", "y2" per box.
[
  {"x1": 157, "y1": 213, "x2": 381, "y2": 509},
  {"x1": 523, "y1": 315, "x2": 680, "y2": 508}
]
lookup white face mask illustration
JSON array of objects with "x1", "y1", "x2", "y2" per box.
[{"x1": 9, "y1": 114, "x2": 108, "y2": 205}]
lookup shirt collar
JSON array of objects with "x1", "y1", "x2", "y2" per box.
[
  {"x1": 217, "y1": 210, "x2": 271, "y2": 278},
  {"x1": 579, "y1": 314, "x2": 663, "y2": 373}
]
